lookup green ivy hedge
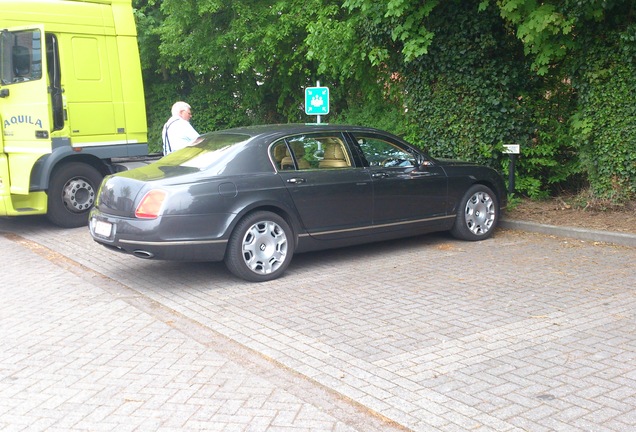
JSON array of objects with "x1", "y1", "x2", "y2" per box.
[{"x1": 571, "y1": 29, "x2": 636, "y2": 202}]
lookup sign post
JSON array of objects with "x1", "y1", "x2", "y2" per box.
[
  {"x1": 305, "y1": 81, "x2": 329, "y2": 123},
  {"x1": 503, "y1": 144, "x2": 520, "y2": 195}
]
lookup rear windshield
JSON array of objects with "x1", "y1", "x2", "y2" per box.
[{"x1": 159, "y1": 133, "x2": 252, "y2": 170}]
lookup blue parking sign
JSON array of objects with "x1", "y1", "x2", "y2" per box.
[{"x1": 305, "y1": 87, "x2": 329, "y2": 115}]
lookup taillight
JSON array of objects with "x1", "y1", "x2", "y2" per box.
[{"x1": 135, "y1": 190, "x2": 167, "y2": 219}]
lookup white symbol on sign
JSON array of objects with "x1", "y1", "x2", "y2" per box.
[{"x1": 311, "y1": 95, "x2": 324, "y2": 107}]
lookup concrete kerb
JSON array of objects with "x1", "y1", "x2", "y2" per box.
[{"x1": 500, "y1": 218, "x2": 636, "y2": 248}]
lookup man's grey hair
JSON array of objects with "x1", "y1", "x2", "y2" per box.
[{"x1": 171, "y1": 101, "x2": 191, "y2": 117}]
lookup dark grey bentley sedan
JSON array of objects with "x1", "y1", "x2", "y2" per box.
[{"x1": 89, "y1": 124, "x2": 507, "y2": 282}]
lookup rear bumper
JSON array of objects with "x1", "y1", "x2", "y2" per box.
[{"x1": 89, "y1": 211, "x2": 229, "y2": 262}]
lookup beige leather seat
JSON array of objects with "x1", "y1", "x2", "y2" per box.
[
  {"x1": 273, "y1": 144, "x2": 288, "y2": 168},
  {"x1": 281, "y1": 142, "x2": 310, "y2": 170},
  {"x1": 319, "y1": 140, "x2": 349, "y2": 168}
]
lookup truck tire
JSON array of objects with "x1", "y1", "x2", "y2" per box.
[{"x1": 47, "y1": 162, "x2": 103, "y2": 228}]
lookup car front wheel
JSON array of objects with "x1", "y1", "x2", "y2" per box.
[
  {"x1": 224, "y1": 211, "x2": 294, "y2": 282},
  {"x1": 450, "y1": 184, "x2": 499, "y2": 241}
]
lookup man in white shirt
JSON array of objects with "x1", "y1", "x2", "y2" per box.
[{"x1": 162, "y1": 101, "x2": 199, "y2": 155}]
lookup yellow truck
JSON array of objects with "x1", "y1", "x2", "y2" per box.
[{"x1": 0, "y1": 0, "x2": 149, "y2": 227}]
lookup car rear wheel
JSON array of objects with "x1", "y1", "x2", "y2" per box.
[
  {"x1": 450, "y1": 184, "x2": 499, "y2": 241},
  {"x1": 224, "y1": 211, "x2": 294, "y2": 282}
]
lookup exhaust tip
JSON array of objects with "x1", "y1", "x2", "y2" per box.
[{"x1": 133, "y1": 250, "x2": 155, "y2": 259}]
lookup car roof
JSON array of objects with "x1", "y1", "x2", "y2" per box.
[{"x1": 204, "y1": 123, "x2": 394, "y2": 142}]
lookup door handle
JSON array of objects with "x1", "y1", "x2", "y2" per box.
[
  {"x1": 286, "y1": 178, "x2": 306, "y2": 184},
  {"x1": 371, "y1": 172, "x2": 389, "y2": 178}
]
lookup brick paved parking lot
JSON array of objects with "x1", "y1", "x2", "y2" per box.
[{"x1": 1, "y1": 216, "x2": 635, "y2": 431}]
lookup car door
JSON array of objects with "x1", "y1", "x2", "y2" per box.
[
  {"x1": 273, "y1": 133, "x2": 373, "y2": 240},
  {"x1": 348, "y1": 132, "x2": 449, "y2": 228}
]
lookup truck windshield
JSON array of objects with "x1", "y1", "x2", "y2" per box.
[{"x1": 0, "y1": 29, "x2": 43, "y2": 85}]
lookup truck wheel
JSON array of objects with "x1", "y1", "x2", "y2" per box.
[
  {"x1": 450, "y1": 184, "x2": 499, "y2": 241},
  {"x1": 47, "y1": 162, "x2": 103, "y2": 228},
  {"x1": 224, "y1": 211, "x2": 294, "y2": 282}
]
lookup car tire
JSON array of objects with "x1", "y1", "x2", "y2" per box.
[
  {"x1": 224, "y1": 211, "x2": 295, "y2": 282},
  {"x1": 47, "y1": 162, "x2": 102, "y2": 228},
  {"x1": 450, "y1": 184, "x2": 499, "y2": 241}
]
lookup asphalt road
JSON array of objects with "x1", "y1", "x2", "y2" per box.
[{"x1": 1, "y1": 215, "x2": 635, "y2": 431}]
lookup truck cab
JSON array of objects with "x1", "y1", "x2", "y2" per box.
[{"x1": 0, "y1": 0, "x2": 148, "y2": 227}]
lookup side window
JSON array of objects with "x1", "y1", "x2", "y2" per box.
[
  {"x1": 271, "y1": 135, "x2": 352, "y2": 171},
  {"x1": 354, "y1": 136, "x2": 416, "y2": 168},
  {"x1": 285, "y1": 136, "x2": 318, "y2": 170},
  {"x1": 270, "y1": 139, "x2": 310, "y2": 171},
  {"x1": 0, "y1": 29, "x2": 43, "y2": 85},
  {"x1": 316, "y1": 137, "x2": 351, "y2": 169}
]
